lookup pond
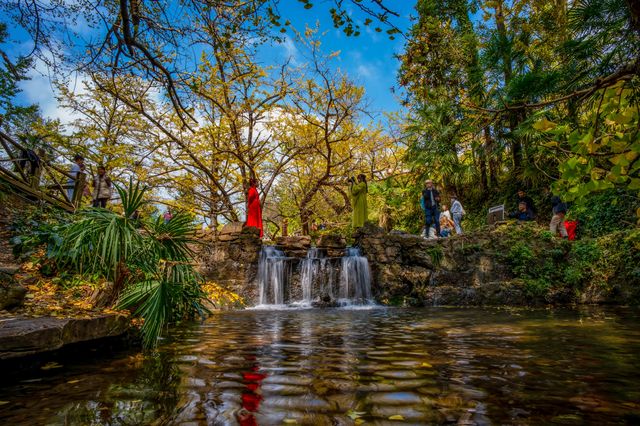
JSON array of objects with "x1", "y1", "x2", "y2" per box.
[{"x1": 1, "y1": 307, "x2": 640, "y2": 425}]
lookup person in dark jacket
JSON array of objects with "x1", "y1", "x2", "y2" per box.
[
  {"x1": 516, "y1": 189, "x2": 536, "y2": 218},
  {"x1": 509, "y1": 201, "x2": 535, "y2": 221},
  {"x1": 420, "y1": 179, "x2": 441, "y2": 237}
]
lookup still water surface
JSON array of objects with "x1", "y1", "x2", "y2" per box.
[{"x1": 1, "y1": 307, "x2": 640, "y2": 425}]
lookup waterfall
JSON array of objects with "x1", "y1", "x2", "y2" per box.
[
  {"x1": 257, "y1": 246, "x2": 290, "y2": 305},
  {"x1": 338, "y1": 247, "x2": 373, "y2": 305},
  {"x1": 300, "y1": 248, "x2": 321, "y2": 303},
  {"x1": 299, "y1": 248, "x2": 335, "y2": 304},
  {"x1": 255, "y1": 245, "x2": 373, "y2": 307}
]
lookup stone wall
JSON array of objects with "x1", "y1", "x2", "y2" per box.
[
  {"x1": 198, "y1": 223, "x2": 262, "y2": 304},
  {"x1": 199, "y1": 222, "x2": 522, "y2": 306},
  {"x1": 198, "y1": 230, "x2": 349, "y2": 306},
  {"x1": 200, "y1": 222, "x2": 638, "y2": 307},
  {"x1": 354, "y1": 224, "x2": 524, "y2": 306}
]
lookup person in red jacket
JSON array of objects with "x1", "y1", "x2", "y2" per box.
[{"x1": 245, "y1": 178, "x2": 263, "y2": 237}]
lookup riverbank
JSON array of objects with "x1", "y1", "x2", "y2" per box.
[
  {"x1": 356, "y1": 221, "x2": 640, "y2": 306},
  {"x1": 0, "y1": 314, "x2": 130, "y2": 361},
  {"x1": 0, "y1": 192, "x2": 133, "y2": 363}
]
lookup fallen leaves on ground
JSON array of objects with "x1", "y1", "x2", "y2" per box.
[{"x1": 8, "y1": 264, "x2": 129, "y2": 320}]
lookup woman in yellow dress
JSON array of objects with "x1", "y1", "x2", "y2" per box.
[{"x1": 350, "y1": 174, "x2": 368, "y2": 228}]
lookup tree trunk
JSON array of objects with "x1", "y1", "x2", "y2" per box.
[
  {"x1": 479, "y1": 137, "x2": 489, "y2": 194},
  {"x1": 300, "y1": 210, "x2": 311, "y2": 235},
  {"x1": 495, "y1": 0, "x2": 523, "y2": 175},
  {"x1": 627, "y1": 0, "x2": 640, "y2": 32},
  {"x1": 94, "y1": 261, "x2": 128, "y2": 308}
]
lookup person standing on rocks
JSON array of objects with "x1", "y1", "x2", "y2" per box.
[
  {"x1": 245, "y1": 178, "x2": 263, "y2": 237},
  {"x1": 420, "y1": 179, "x2": 441, "y2": 237},
  {"x1": 550, "y1": 195, "x2": 568, "y2": 238},
  {"x1": 349, "y1": 174, "x2": 368, "y2": 228},
  {"x1": 67, "y1": 154, "x2": 85, "y2": 201},
  {"x1": 450, "y1": 194, "x2": 465, "y2": 235}
]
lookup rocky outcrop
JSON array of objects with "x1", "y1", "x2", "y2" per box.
[
  {"x1": 354, "y1": 223, "x2": 516, "y2": 306},
  {"x1": 275, "y1": 236, "x2": 311, "y2": 258},
  {"x1": 0, "y1": 314, "x2": 130, "y2": 360},
  {"x1": 0, "y1": 270, "x2": 26, "y2": 310},
  {"x1": 199, "y1": 220, "x2": 638, "y2": 307},
  {"x1": 199, "y1": 225, "x2": 262, "y2": 304},
  {"x1": 316, "y1": 234, "x2": 347, "y2": 258}
]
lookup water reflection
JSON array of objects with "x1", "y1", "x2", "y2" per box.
[{"x1": 1, "y1": 307, "x2": 640, "y2": 425}]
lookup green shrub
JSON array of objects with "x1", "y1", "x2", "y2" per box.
[
  {"x1": 427, "y1": 245, "x2": 444, "y2": 267},
  {"x1": 569, "y1": 189, "x2": 639, "y2": 238},
  {"x1": 524, "y1": 278, "x2": 550, "y2": 298},
  {"x1": 506, "y1": 242, "x2": 535, "y2": 278}
]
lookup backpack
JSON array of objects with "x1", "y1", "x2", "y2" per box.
[{"x1": 564, "y1": 220, "x2": 578, "y2": 241}]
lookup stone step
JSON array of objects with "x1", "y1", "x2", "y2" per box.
[{"x1": 0, "y1": 265, "x2": 20, "y2": 275}]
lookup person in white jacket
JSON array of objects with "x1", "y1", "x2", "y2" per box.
[
  {"x1": 92, "y1": 166, "x2": 112, "y2": 208},
  {"x1": 450, "y1": 195, "x2": 465, "y2": 235}
]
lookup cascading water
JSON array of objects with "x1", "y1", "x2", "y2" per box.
[
  {"x1": 300, "y1": 248, "x2": 319, "y2": 303},
  {"x1": 257, "y1": 246, "x2": 290, "y2": 305},
  {"x1": 256, "y1": 245, "x2": 373, "y2": 307},
  {"x1": 338, "y1": 247, "x2": 373, "y2": 305},
  {"x1": 299, "y1": 248, "x2": 335, "y2": 305}
]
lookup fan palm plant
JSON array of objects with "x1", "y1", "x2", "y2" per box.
[{"x1": 53, "y1": 179, "x2": 208, "y2": 347}]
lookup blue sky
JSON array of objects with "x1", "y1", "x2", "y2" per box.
[
  {"x1": 3, "y1": 1, "x2": 417, "y2": 125},
  {"x1": 260, "y1": 1, "x2": 415, "y2": 115}
]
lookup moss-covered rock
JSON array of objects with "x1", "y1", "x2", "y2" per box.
[{"x1": 356, "y1": 221, "x2": 640, "y2": 306}]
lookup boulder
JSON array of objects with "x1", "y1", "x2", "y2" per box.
[
  {"x1": 276, "y1": 236, "x2": 312, "y2": 257},
  {"x1": 316, "y1": 234, "x2": 347, "y2": 258},
  {"x1": 219, "y1": 222, "x2": 244, "y2": 235},
  {"x1": 0, "y1": 272, "x2": 27, "y2": 310},
  {"x1": 276, "y1": 235, "x2": 311, "y2": 249},
  {"x1": 316, "y1": 234, "x2": 346, "y2": 249}
]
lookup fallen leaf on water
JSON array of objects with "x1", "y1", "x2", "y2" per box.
[
  {"x1": 389, "y1": 415, "x2": 405, "y2": 420},
  {"x1": 67, "y1": 379, "x2": 81, "y2": 384},
  {"x1": 347, "y1": 410, "x2": 366, "y2": 420},
  {"x1": 421, "y1": 362, "x2": 433, "y2": 368},
  {"x1": 41, "y1": 362, "x2": 63, "y2": 370}
]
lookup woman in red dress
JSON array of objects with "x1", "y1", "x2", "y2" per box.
[{"x1": 245, "y1": 178, "x2": 263, "y2": 237}]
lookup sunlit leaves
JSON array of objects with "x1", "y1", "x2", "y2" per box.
[{"x1": 535, "y1": 80, "x2": 640, "y2": 215}]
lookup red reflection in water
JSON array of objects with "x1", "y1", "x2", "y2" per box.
[{"x1": 237, "y1": 360, "x2": 267, "y2": 426}]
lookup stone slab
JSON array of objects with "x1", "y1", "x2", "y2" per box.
[{"x1": 0, "y1": 315, "x2": 130, "y2": 360}]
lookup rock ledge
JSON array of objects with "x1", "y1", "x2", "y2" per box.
[{"x1": 0, "y1": 314, "x2": 130, "y2": 360}]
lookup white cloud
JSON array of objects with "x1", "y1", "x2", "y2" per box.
[
  {"x1": 280, "y1": 36, "x2": 300, "y2": 64},
  {"x1": 18, "y1": 58, "x2": 85, "y2": 127},
  {"x1": 356, "y1": 64, "x2": 375, "y2": 79}
]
